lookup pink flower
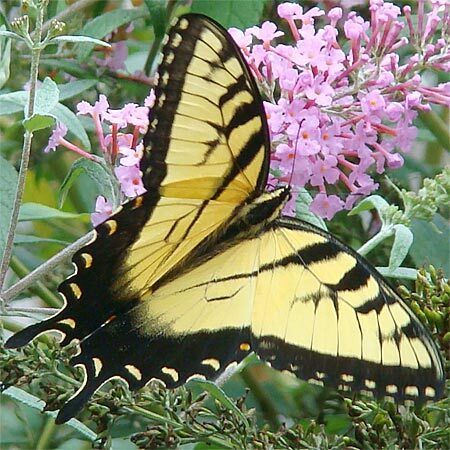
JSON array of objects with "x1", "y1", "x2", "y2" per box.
[
  {"x1": 328, "y1": 7, "x2": 342, "y2": 26},
  {"x1": 361, "y1": 90, "x2": 386, "y2": 115},
  {"x1": 91, "y1": 195, "x2": 113, "y2": 226},
  {"x1": 249, "y1": 21, "x2": 284, "y2": 48},
  {"x1": 119, "y1": 143, "x2": 143, "y2": 166},
  {"x1": 77, "y1": 94, "x2": 109, "y2": 118},
  {"x1": 310, "y1": 193, "x2": 344, "y2": 219},
  {"x1": 95, "y1": 41, "x2": 128, "y2": 71},
  {"x1": 304, "y1": 75, "x2": 334, "y2": 106},
  {"x1": 310, "y1": 155, "x2": 340, "y2": 186},
  {"x1": 44, "y1": 123, "x2": 67, "y2": 153},
  {"x1": 115, "y1": 165, "x2": 146, "y2": 197},
  {"x1": 277, "y1": 3, "x2": 303, "y2": 20},
  {"x1": 229, "y1": 27, "x2": 252, "y2": 49}
]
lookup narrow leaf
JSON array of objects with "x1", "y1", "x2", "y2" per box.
[
  {"x1": 22, "y1": 113, "x2": 55, "y2": 132},
  {"x1": 0, "y1": 30, "x2": 27, "y2": 41},
  {"x1": 58, "y1": 79, "x2": 98, "y2": 101},
  {"x1": 187, "y1": 379, "x2": 249, "y2": 426},
  {"x1": 1, "y1": 387, "x2": 97, "y2": 441},
  {"x1": 191, "y1": 0, "x2": 265, "y2": 28},
  {"x1": 59, "y1": 158, "x2": 119, "y2": 209},
  {"x1": 410, "y1": 214, "x2": 450, "y2": 277},
  {"x1": 144, "y1": 0, "x2": 167, "y2": 38},
  {"x1": 348, "y1": 195, "x2": 389, "y2": 216},
  {"x1": 50, "y1": 35, "x2": 110, "y2": 47},
  {"x1": 376, "y1": 267, "x2": 418, "y2": 280},
  {"x1": 0, "y1": 90, "x2": 27, "y2": 115},
  {"x1": 0, "y1": 155, "x2": 18, "y2": 257},
  {"x1": 388, "y1": 224, "x2": 414, "y2": 272},
  {"x1": 76, "y1": 8, "x2": 148, "y2": 60},
  {"x1": 14, "y1": 234, "x2": 70, "y2": 246},
  {"x1": 29, "y1": 77, "x2": 60, "y2": 116},
  {"x1": 19, "y1": 202, "x2": 88, "y2": 221}
]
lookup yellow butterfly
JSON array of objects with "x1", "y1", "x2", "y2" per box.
[{"x1": 6, "y1": 13, "x2": 444, "y2": 424}]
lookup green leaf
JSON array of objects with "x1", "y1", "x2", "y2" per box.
[
  {"x1": 191, "y1": 0, "x2": 265, "y2": 28},
  {"x1": 50, "y1": 35, "x2": 110, "y2": 47},
  {"x1": 29, "y1": 77, "x2": 60, "y2": 116},
  {"x1": 0, "y1": 30, "x2": 27, "y2": 41},
  {"x1": 388, "y1": 224, "x2": 414, "y2": 272},
  {"x1": 76, "y1": 8, "x2": 148, "y2": 60},
  {"x1": 410, "y1": 214, "x2": 450, "y2": 277},
  {"x1": 52, "y1": 103, "x2": 91, "y2": 150},
  {"x1": 0, "y1": 26, "x2": 11, "y2": 89},
  {"x1": 14, "y1": 234, "x2": 70, "y2": 246},
  {"x1": 0, "y1": 155, "x2": 18, "y2": 258},
  {"x1": 144, "y1": 0, "x2": 167, "y2": 38},
  {"x1": 376, "y1": 267, "x2": 418, "y2": 280},
  {"x1": 0, "y1": 90, "x2": 27, "y2": 115},
  {"x1": 22, "y1": 113, "x2": 55, "y2": 132},
  {"x1": 40, "y1": 59, "x2": 98, "y2": 79},
  {"x1": 1, "y1": 387, "x2": 97, "y2": 441},
  {"x1": 186, "y1": 379, "x2": 249, "y2": 427},
  {"x1": 59, "y1": 158, "x2": 119, "y2": 209},
  {"x1": 295, "y1": 189, "x2": 327, "y2": 231},
  {"x1": 349, "y1": 195, "x2": 389, "y2": 216},
  {"x1": 0, "y1": 76, "x2": 91, "y2": 116},
  {"x1": 58, "y1": 79, "x2": 98, "y2": 101},
  {"x1": 18, "y1": 202, "x2": 88, "y2": 221}
]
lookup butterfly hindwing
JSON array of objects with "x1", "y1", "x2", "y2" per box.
[
  {"x1": 252, "y1": 218, "x2": 444, "y2": 402},
  {"x1": 55, "y1": 193, "x2": 443, "y2": 422}
]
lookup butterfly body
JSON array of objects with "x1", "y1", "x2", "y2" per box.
[{"x1": 5, "y1": 14, "x2": 444, "y2": 424}]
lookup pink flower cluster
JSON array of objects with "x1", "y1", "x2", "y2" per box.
[
  {"x1": 229, "y1": 0, "x2": 450, "y2": 219},
  {"x1": 45, "y1": 91, "x2": 155, "y2": 225}
]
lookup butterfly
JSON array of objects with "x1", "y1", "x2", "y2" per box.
[{"x1": 5, "y1": 13, "x2": 444, "y2": 424}]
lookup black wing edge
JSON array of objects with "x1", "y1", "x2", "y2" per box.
[
  {"x1": 260, "y1": 216, "x2": 446, "y2": 403},
  {"x1": 140, "y1": 12, "x2": 272, "y2": 196}
]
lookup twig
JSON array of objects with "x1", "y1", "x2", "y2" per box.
[
  {"x1": 0, "y1": 6, "x2": 45, "y2": 291},
  {"x1": 1, "y1": 232, "x2": 94, "y2": 304},
  {"x1": 3, "y1": 306, "x2": 58, "y2": 316},
  {"x1": 36, "y1": 0, "x2": 99, "y2": 38}
]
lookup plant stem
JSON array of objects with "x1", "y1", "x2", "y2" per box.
[
  {"x1": 419, "y1": 110, "x2": 450, "y2": 151},
  {"x1": 4, "y1": 306, "x2": 58, "y2": 316},
  {"x1": 37, "y1": 0, "x2": 99, "y2": 37},
  {"x1": 36, "y1": 417, "x2": 56, "y2": 450},
  {"x1": 357, "y1": 225, "x2": 395, "y2": 256},
  {"x1": 127, "y1": 406, "x2": 233, "y2": 448},
  {"x1": 1, "y1": 232, "x2": 94, "y2": 304},
  {"x1": 0, "y1": 6, "x2": 45, "y2": 292},
  {"x1": 10, "y1": 255, "x2": 62, "y2": 307}
]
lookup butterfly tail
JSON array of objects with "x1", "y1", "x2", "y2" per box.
[
  {"x1": 55, "y1": 359, "x2": 102, "y2": 424},
  {"x1": 4, "y1": 314, "x2": 69, "y2": 349}
]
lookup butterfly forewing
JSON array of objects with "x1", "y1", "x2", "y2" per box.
[{"x1": 141, "y1": 15, "x2": 270, "y2": 201}]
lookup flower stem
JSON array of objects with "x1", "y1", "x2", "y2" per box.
[
  {"x1": 419, "y1": 110, "x2": 450, "y2": 151},
  {"x1": 0, "y1": 5, "x2": 45, "y2": 292},
  {"x1": 357, "y1": 225, "x2": 395, "y2": 256}
]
